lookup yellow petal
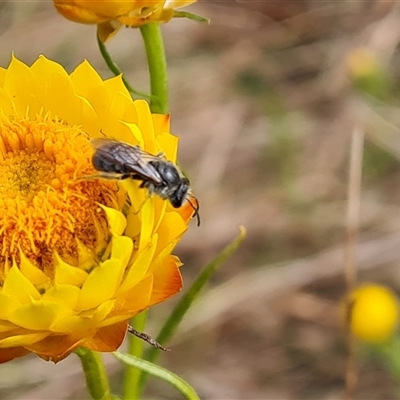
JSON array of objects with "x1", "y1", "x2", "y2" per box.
[
  {"x1": 156, "y1": 130, "x2": 178, "y2": 162},
  {"x1": 97, "y1": 21, "x2": 121, "y2": 42},
  {"x1": 50, "y1": 315, "x2": 93, "y2": 333},
  {"x1": 92, "y1": 299, "x2": 115, "y2": 323},
  {"x1": 114, "y1": 273, "x2": 153, "y2": 314},
  {"x1": 152, "y1": 113, "x2": 170, "y2": 136},
  {"x1": 124, "y1": 205, "x2": 141, "y2": 239},
  {"x1": 26, "y1": 333, "x2": 85, "y2": 361},
  {"x1": 117, "y1": 236, "x2": 157, "y2": 294},
  {"x1": 77, "y1": 258, "x2": 125, "y2": 310},
  {"x1": 9, "y1": 300, "x2": 74, "y2": 331},
  {"x1": 76, "y1": 239, "x2": 96, "y2": 270},
  {"x1": 19, "y1": 251, "x2": 50, "y2": 286},
  {"x1": 0, "y1": 333, "x2": 49, "y2": 348},
  {"x1": 54, "y1": 2, "x2": 109, "y2": 23},
  {"x1": 103, "y1": 91, "x2": 138, "y2": 139},
  {"x1": 111, "y1": 235, "x2": 133, "y2": 268},
  {"x1": 154, "y1": 211, "x2": 187, "y2": 261},
  {"x1": 71, "y1": 59, "x2": 104, "y2": 95},
  {"x1": 31, "y1": 56, "x2": 99, "y2": 133},
  {"x1": 149, "y1": 255, "x2": 182, "y2": 306},
  {"x1": 0, "y1": 87, "x2": 14, "y2": 117},
  {"x1": 103, "y1": 74, "x2": 130, "y2": 101},
  {"x1": 0, "y1": 66, "x2": 6, "y2": 86},
  {"x1": 83, "y1": 320, "x2": 126, "y2": 352},
  {"x1": 152, "y1": 196, "x2": 168, "y2": 232},
  {"x1": 3, "y1": 56, "x2": 41, "y2": 116},
  {"x1": 134, "y1": 100, "x2": 157, "y2": 153},
  {"x1": 31, "y1": 56, "x2": 81, "y2": 122},
  {"x1": 100, "y1": 205, "x2": 127, "y2": 235},
  {"x1": 122, "y1": 179, "x2": 147, "y2": 216},
  {"x1": 71, "y1": 60, "x2": 110, "y2": 126},
  {"x1": 3, "y1": 266, "x2": 41, "y2": 303},
  {"x1": 120, "y1": 122, "x2": 144, "y2": 148},
  {"x1": 0, "y1": 293, "x2": 20, "y2": 319},
  {"x1": 139, "y1": 200, "x2": 156, "y2": 250},
  {"x1": 0, "y1": 321, "x2": 18, "y2": 333},
  {"x1": 42, "y1": 284, "x2": 81, "y2": 310},
  {"x1": 54, "y1": 254, "x2": 88, "y2": 286}
]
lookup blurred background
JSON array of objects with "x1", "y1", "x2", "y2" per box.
[{"x1": 2, "y1": 0, "x2": 400, "y2": 398}]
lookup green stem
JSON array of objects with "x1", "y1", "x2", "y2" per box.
[
  {"x1": 97, "y1": 35, "x2": 151, "y2": 100},
  {"x1": 75, "y1": 347, "x2": 113, "y2": 400},
  {"x1": 122, "y1": 311, "x2": 148, "y2": 400},
  {"x1": 139, "y1": 23, "x2": 169, "y2": 113}
]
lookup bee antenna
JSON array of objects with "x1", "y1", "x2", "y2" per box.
[{"x1": 188, "y1": 197, "x2": 201, "y2": 226}]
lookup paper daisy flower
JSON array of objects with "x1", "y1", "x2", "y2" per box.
[
  {"x1": 0, "y1": 55, "x2": 194, "y2": 363},
  {"x1": 54, "y1": 0, "x2": 196, "y2": 41}
]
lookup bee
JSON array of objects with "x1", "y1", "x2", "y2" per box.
[{"x1": 90, "y1": 138, "x2": 200, "y2": 225}]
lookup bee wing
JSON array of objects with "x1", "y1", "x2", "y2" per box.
[{"x1": 91, "y1": 138, "x2": 163, "y2": 183}]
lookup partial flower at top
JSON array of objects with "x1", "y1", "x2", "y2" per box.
[
  {"x1": 54, "y1": 0, "x2": 196, "y2": 41},
  {"x1": 0, "y1": 55, "x2": 195, "y2": 363}
]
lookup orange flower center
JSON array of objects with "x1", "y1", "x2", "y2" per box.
[{"x1": 0, "y1": 115, "x2": 119, "y2": 276}]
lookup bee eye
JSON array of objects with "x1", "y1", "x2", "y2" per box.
[{"x1": 170, "y1": 198, "x2": 181, "y2": 208}]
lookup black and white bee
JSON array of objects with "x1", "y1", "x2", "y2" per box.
[{"x1": 90, "y1": 138, "x2": 200, "y2": 225}]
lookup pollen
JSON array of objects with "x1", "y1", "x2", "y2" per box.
[{"x1": 0, "y1": 115, "x2": 119, "y2": 276}]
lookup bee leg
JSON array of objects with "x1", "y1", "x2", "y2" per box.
[{"x1": 127, "y1": 325, "x2": 169, "y2": 351}]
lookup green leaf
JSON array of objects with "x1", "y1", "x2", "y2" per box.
[
  {"x1": 138, "y1": 227, "x2": 246, "y2": 392},
  {"x1": 173, "y1": 11, "x2": 210, "y2": 23},
  {"x1": 114, "y1": 352, "x2": 201, "y2": 400}
]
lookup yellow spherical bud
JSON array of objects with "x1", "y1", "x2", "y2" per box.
[
  {"x1": 345, "y1": 47, "x2": 390, "y2": 100},
  {"x1": 347, "y1": 284, "x2": 399, "y2": 343},
  {"x1": 346, "y1": 48, "x2": 380, "y2": 80}
]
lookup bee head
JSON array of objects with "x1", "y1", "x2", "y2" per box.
[
  {"x1": 148, "y1": 160, "x2": 200, "y2": 225},
  {"x1": 171, "y1": 179, "x2": 201, "y2": 226},
  {"x1": 169, "y1": 177, "x2": 190, "y2": 208}
]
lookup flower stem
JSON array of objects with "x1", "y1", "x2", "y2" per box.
[
  {"x1": 140, "y1": 23, "x2": 169, "y2": 114},
  {"x1": 122, "y1": 311, "x2": 148, "y2": 400},
  {"x1": 97, "y1": 35, "x2": 151, "y2": 100},
  {"x1": 75, "y1": 347, "x2": 113, "y2": 400}
]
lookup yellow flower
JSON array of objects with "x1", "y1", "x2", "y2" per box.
[
  {"x1": 54, "y1": 0, "x2": 196, "y2": 41},
  {"x1": 345, "y1": 284, "x2": 399, "y2": 343},
  {"x1": 0, "y1": 55, "x2": 194, "y2": 363}
]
